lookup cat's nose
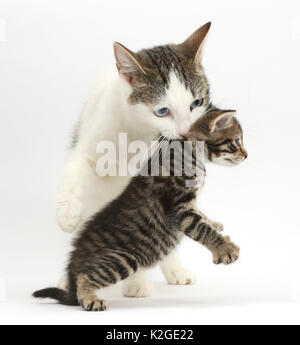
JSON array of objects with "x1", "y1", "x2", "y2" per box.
[
  {"x1": 178, "y1": 120, "x2": 191, "y2": 138},
  {"x1": 180, "y1": 131, "x2": 189, "y2": 138}
]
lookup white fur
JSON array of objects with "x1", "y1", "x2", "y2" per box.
[
  {"x1": 56, "y1": 67, "x2": 203, "y2": 295},
  {"x1": 150, "y1": 71, "x2": 208, "y2": 139},
  {"x1": 160, "y1": 250, "x2": 196, "y2": 285},
  {"x1": 122, "y1": 270, "x2": 154, "y2": 298},
  {"x1": 57, "y1": 274, "x2": 69, "y2": 291}
]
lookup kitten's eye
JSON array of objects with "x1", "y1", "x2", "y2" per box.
[
  {"x1": 190, "y1": 98, "x2": 203, "y2": 111},
  {"x1": 154, "y1": 107, "x2": 170, "y2": 117},
  {"x1": 235, "y1": 138, "x2": 240, "y2": 145}
]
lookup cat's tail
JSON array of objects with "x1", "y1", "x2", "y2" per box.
[{"x1": 33, "y1": 287, "x2": 78, "y2": 306}]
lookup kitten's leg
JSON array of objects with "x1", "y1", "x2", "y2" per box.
[
  {"x1": 175, "y1": 206, "x2": 240, "y2": 264},
  {"x1": 196, "y1": 210, "x2": 224, "y2": 232},
  {"x1": 122, "y1": 269, "x2": 154, "y2": 298},
  {"x1": 160, "y1": 250, "x2": 196, "y2": 285},
  {"x1": 77, "y1": 251, "x2": 139, "y2": 310},
  {"x1": 76, "y1": 273, "x2": 109, "y2": 311},
  {"x1": 210, "y1": 221, "x2": 224, "y2": 232},
  {"x1": 158, "y1": 210, "x2": 222, "y2": 285},
  {"x1": 193, "y1": 207, "x2": 224, "y2": 231}
]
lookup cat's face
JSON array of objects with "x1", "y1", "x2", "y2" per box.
[
  {"x1": 190, "y1": 108, "x2": 248, "y2": 167},
  {"x1": 114, "y1": 23, "x2": 211, "y2": 139}
]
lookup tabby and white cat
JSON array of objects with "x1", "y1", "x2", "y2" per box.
[
  {"x1": 57, "y1": 23, "x2": 213, "y2": 296},
  {"x1": 34, "y1": 107, "x2": 247, "y2": 311}
]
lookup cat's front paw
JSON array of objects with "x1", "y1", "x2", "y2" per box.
[
  {"x1": 163, "y1": 267, "x2": 196, "y2": 285},
  {"x1": 56, "y1": 187, "x2": 83, "y2": 233},
  {"x1": 213, "y1": 236, "x2": 240, "y2": 265}
]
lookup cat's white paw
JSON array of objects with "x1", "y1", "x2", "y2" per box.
[
  {"x1": 122, "y1": 278, "x2": 154, "y2": 298},
  {"x1": 56, "y1": 188, "x2": 83, "y2": 233},
  {"x1": 57, "y1": 274, "x2": 69, "y2": 291},
  {"x1": 163, "y1": 267, "x2": 196, "y2": 285}
]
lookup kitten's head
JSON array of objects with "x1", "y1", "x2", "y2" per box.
[
  {"x1": 190, "y1": 107, "x2": 248, "y2": 166},
  {"x1": 114, "y1": 23, "x2": 212, "y2": 139}
]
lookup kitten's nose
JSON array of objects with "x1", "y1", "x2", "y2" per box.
[{"x1": 242, "y1": 148, "x2": 248, "y2": 159}]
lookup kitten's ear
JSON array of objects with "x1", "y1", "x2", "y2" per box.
[
  {"x1": 209, "y1": 110, "x2": 236, "y2": 132},
  {"x1": 181, "y1": 22, "x2": 211, "y2": 63},
  {"x1": 113, "y1": 42, "x2": 147, "y2": 85}
]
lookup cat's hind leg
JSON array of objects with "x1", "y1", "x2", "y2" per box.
[
  {"x1": 122, "y1": 269, "x2": 154, "y2": 298},
  {"x1": 160, "y1": 250, "x2": 196, "y2": 285},
  {"x1": 57, "y1": 273, "x2": 69, "y2": 291}
]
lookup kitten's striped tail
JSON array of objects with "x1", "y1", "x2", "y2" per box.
[{"x1": 33, "y1": 287, "x2": 78, "y2": 306}]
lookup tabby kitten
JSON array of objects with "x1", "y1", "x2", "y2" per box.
[{"x1": 33, "y1": 108, "x2": 247, "y2": 311}]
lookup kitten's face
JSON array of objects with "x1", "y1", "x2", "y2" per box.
[
  {"x1": 114, "y1": 23, "x2": 211, "y2": 139},
  {"x1": 205, "y1": 120, "x2": 248, "y2": 166},
  {"x1": 190, "y1": 108, "x2": 248, "y2": 167}
]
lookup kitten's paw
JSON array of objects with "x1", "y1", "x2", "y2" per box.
[
  {"x1": 80, "y1": 297, "x2": 108, "y2": 311},
  {"x1": 56, "y1": 187, "x2": 83, "y2": 233},
  {"x1": 163, "y1": 267, "x2": 196, "y2": 285},
  {"x1": 122, "y1": 278, "x2": 154, "y2": 298},
  {"x1": 213, "y1": 236, "x2": 240, "y2": 265},
  {"x1": 211, "y1": 221, "x2": 224, "y2": 232}
]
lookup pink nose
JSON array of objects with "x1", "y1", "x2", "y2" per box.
[
  {"x1": 181, "y1": 132, "x2": 189, "y2": 138},
  {"x1": 180, "y1": 128, "x2": 190, "y2": 137},
  {"x1": 178, "y1": 121, "x2": 191, "y2": 138}
]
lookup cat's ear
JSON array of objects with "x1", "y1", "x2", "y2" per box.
[
  {"x1": 113, "y1": 42, "x2": 147, "y2": 85},
  {"x1": 181, "y1": 22, "x2": 211, "y2": 64},
  {"x1": 209, "y1": 110, "x2": 236, "y2": 132}
]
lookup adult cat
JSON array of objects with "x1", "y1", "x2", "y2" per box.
[{"x1": 57, "y1": 23, "x2": 212, "y2": 296}]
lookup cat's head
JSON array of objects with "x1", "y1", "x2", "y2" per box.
[
  {"x1": 114, "y1": 23, "x2": 212, "y2": 139},
  {"x1": 189, "y1": 107, "x2": 248, "y2": 166}
]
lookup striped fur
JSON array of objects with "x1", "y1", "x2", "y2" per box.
[
  {"x1": 33, "y1": 107, "x2": 247, "y2": 311},
  {"x1": 114, "y1": 23, "x2": 211, "y2": 108},
  {"x1": 127, "y1": 43, "x2": 210, "y2": 107}
]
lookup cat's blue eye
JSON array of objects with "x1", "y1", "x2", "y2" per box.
[
  {"x1": 235, "y1": 138, "x2": 240, "y2": 145},
  {"x1": 190, "y1": 98, "x2": 203, "y2": 111},
  {"x1": 154, "y1": 107, "x2": 169, "y2": 117}
]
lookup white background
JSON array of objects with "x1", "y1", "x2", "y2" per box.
[{"x1": 1, "y1": 0, "x2": 300, "y2": 325}]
